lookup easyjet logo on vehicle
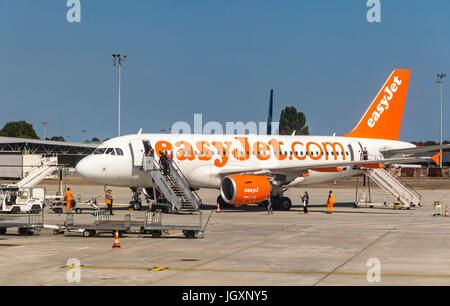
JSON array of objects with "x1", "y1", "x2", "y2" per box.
[
  {"x1": 367, "y1": 75, "x2": 402, "y2": 128},
  {"x1": 154, "y1": 137, "x2": 346, "y2": 168}
]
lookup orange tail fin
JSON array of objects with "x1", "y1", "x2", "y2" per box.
[{"x1": 344, "y1": 69, "x2": 411, "y2": 140}]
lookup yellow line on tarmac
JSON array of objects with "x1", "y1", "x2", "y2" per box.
[{"x1": 62, "y1": 265, "x2": 450, "y2": 278}]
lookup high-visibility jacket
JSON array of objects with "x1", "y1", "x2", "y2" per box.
[
  {"x1": 328, "y1": 194, "x2": 335, "y2": 204},
  {"x1": 64, "y1": 190, "x2": 74, "y2": 201},
  {"x1": 105, "y1": 193, "x2": 112, "y2": 205}
]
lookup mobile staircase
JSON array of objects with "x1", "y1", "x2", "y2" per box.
[
  {"x1": 142, "y1": 156, "x2": 201, "y2": 213},
  {"x1": 17, "y1": 157, "x2": 59, "y2": 188},
  {"x1": 359, "y1": 168, "x2": 421, "y2": 209}
]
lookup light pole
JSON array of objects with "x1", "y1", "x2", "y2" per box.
[
  {"x1": 437, "y1": 73, "x2": 446, "y2": 168},
  {"x1": 81, "y1": 129, "x2": 87, "y2": 142},
  {"x1": 42, "y1": 122, "x2": 49, "y2": 140},
  {"x1": 113, "y1": 54, "x2": 127, "y2": 137}
]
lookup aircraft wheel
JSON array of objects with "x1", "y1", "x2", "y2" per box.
[
  {"x1": 75, "y1": 208, "x2": 82, "y2": 214},
  {"x1": 0, "y1": 228, "x2": 6, "y2": 235},
  {"x1": 134, "y1": 201, "x2": 142, "y2": 211},
  {"x1": 278, "y1": 197, "x2": 292, "y2": 211}
]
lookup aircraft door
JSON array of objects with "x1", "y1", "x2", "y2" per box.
[
  {"x1": 142, "y1": 140, "x2": 151, "y2": 156},
  {"x1": 348, "y1": 142, "x2": 363, "y2": 161},
  {"x1": 130, "y1": 139, "x2": 145, "y2": 167}
]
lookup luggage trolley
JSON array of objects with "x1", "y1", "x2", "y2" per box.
[
  {"x1": 50, "y1": 198, "x2": 99, "y2": 214},
  {"x1": 141, "y1": 209, "x2": 212, "y2": 239},
  {"x1": 51, "y1": 211, "x2": 131, "y2": 237},
  {"x1": 0, "y1": 208, "x2": 44, "y2": 236}
]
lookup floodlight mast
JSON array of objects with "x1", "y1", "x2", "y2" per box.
[
  {"x1": 113, "y1": 54, "x2": 127, "y2": 136},
  {"x1": 437, "y1": 73, "x2": 446, "y2": 168}
]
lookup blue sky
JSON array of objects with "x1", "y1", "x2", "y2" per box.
[{"x1": 0, "y1": 0, "x2": 449, "y2": 142}]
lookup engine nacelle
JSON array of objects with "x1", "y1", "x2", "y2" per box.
[{"x1": 220, "y1": 175, "x2": 271, "y2": 205}]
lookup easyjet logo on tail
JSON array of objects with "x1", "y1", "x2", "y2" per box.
[
  {"x1": 343, "y1": 69, "x2": 411, "y2": 141},
  {"x1": 367, "y1": 76, "x2": 402, "y2": 128}
]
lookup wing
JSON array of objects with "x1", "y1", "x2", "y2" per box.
[
  {"x1": 218, "y1": 154, "x2": 439, "y2": 176},
  {"x1": 381, "y1": 144, "x2": 450, "y2": 157}
]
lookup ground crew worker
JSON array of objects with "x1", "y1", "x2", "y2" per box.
[
  {"x1": 267, "y1": 195, "x2": 274, "y2": 215},
  {"x1": 64, "y1": 187, "x2": 74, "y2": 211},
  {"x1": 302, "y1": 191, "x2": 309, "y2": 215},
  {"x1": 326, "y1": 190, "x2": 335, "y2": 214},
  {"x1": 105, "y1": 189, "x2": 114, "y2": 215},
  {"x1": 393, "y1": 197, "x2": 400, "y2": 209}
]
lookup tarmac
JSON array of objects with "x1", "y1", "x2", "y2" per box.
[{"x1": 0, "y1": 177, "x2": 449, "y2": 286}]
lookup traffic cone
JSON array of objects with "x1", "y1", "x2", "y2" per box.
[
  {"x1": 216, "y1": 202, "x2": 221, "y2": 213},
  {"x1": 112, "y1": 228, "x2": 121, "y2": 249},
  {"x1": 445, "y1": 206, "x2": 449, "y2": 217}
]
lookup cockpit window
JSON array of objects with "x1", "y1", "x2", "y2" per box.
[
  {"x1": 94, "y1": 147, "x2": 123, "y2": 155},
  {"x1": 94, "y1": 148, "x2": 106, "y2": 155},
  {"x1": 105, "y1": 148, "x2": 116, "y2": 155}
]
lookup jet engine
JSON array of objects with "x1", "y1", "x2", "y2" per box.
[{"x1": 220, "y1": 175, "x2": 271, "y2": 205}]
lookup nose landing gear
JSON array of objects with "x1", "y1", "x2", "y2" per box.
[{"x1": 129, "y1": 187, "x2": 143, "y2": 211}]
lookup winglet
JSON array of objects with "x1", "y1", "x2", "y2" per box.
[{"x1": 431, "y1": 152, "x2": 442, "y2": 166}]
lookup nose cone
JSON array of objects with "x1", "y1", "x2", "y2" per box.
[{"x1": 75, "y1": 156, "x2": 93, "y2": 179}]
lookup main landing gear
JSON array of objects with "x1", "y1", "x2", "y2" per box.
[{"x1": 271, "y1": 195, "x2": 292, "y2": 211}]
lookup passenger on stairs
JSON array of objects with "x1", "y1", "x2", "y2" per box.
[
  {"x1": 159, "y1": 151, "x2": 170, "y2": 175},
  {"x1": 363, "y1": 147, "x2": 369, "y2": 160},
  {"x1": 148, "y1": 146, "x2": 155, "y2": 157}
]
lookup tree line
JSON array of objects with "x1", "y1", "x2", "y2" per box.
[{"x1": 0, "y1": 121, "x2": 101, "y2": 143}]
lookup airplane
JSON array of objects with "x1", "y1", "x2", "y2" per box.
[{"x1": 75, "y1": 69, "x2": 446, "y2": 211}]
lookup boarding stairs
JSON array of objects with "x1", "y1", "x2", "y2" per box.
[
  {"x1": 142, "y1": 156, "x2": 201, "y2": 213},
  {"x1": 363, "y1": 168, "x2": 421, "y2": 208},
  {"x1": 17, "y1": 157, "x2": 59, "y2": 188}
]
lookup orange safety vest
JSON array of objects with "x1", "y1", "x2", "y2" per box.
[
  {"x1": 105, "y1": 193, "x2": 112, "y2": 205},
  {"x1": 64, "y1": 191, "x2": 74, "y2": 201},
  {"x1": 328, "y1": 194, "x2": 335, "y2": 204}
]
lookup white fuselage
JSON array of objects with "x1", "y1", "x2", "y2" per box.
[{"x1": 75, "y1": 134, "x2": 415, "y2": 189}]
